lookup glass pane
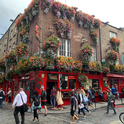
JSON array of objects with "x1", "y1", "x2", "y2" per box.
[
  {"x1": 69, "y1": 76, "x2": 76, "y2": 89},
  {"x1": 26, "y1": 80, "x2": 30, "y2": 91},
  {"x1": 60, "y1": 75, "x2": 68, "y2": 89},
  {"x1": 22, "y1": 80, "x2": 25, "y2": 91},
  {"x1": 19, "y1": 80, "x2": 22, "y2": 89}
]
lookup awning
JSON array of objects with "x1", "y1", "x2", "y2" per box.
[{"x1": 106, "y1": 74, "x2": 124, "y2": 78}]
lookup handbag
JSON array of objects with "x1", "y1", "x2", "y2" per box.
[
  {"x1": 83, "y1": 96, "x2": 88, "y2": 102},
  {"x1": 20, "y1": 93, "x2": 28, "y2": 112}
]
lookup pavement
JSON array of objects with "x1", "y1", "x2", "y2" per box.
[{"x1": 1, "y1": 99, "x2": 124, "y2": 124}]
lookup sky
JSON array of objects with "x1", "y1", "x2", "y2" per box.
[{"x1": 0, "y1": 0, "x2": 124, "y2": 39}]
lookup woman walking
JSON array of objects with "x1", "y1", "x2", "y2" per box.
[
  {"x1": 70, "y1": 92, "x2": 79, "y2": 124},
  {"x1": 81, "y1": 89, "x2": 91, "y2": 115},
  {"x1": 31, "y1": 90, "x2": 41, "y2": 123},
  {"x1": 56, "y1": 88, "x2": 63, "y2": 110},
  {"x1": 7, "y1": 88, "x2": 12, "y2": 104}
]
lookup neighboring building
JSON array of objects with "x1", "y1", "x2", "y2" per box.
[
  {"x1": 100, "y1": 23, "x2": 124, "y2": 65},
  {"x1": 0, "y1": 14, "x2": 20, "y2": 59}
]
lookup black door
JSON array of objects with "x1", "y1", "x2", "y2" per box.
[{"x1": 47, "y1": 82, "x2": 56, "y2": 104}]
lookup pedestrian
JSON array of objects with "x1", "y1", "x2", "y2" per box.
[
  {"x1": 81, "y1": 89, "x2": 91, "y2": 115},
  {"x1": 111, "y1": 85, "x2": 116, "y2": 95},
  {"x1": 50, "y1": 86, "x2": 57, "y2": 109},
  {"x1": 31, "y1": 90, "x2": 41, "y2": 123},
  {"x1": 12, "y1": 88, "x2": 27, "y2": 124},
  {"x1": 115, "y1": 85, "x2": 119, "y2": 99},
  {"x1": 70, "y1": 91, "x2": 79, "y2": 124},
  {"x1": 77, "y1": 89, "x2": 86, "y2": 118},
  {"x1": 122, "y1": 86, "x2": 124, "y2": 92},
  {"x1": 105, "y1": 89, "x2": 116, "y2": 115},
  {"x1": 0, "y1": 88, "x2": 5, "y2": 109},
  {"x1": 98, "y1": 87, "x2": 104, "y2": 101},
  {"x1": 56, "y1": 88, "x2": 63, "y2": 110},
  {"x1": 90, "y1": 87, "x2": 96, "y2": 103},
  {"x1": 86, "y1": 87, "x2": 95, "y2": 110},
  {"x1": 14, "y1": 89, "x2": 17, "y2": 98},
  {"x1": 40, "y1": 86, "x2": 47, "y2": 116},
  {"x1": 7, "y1": 87, "x2": 12, "y2": 104}
]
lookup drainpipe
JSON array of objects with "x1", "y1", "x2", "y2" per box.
[{"x1": 99, "y1": 28, "x2": 102, "y2": 64}]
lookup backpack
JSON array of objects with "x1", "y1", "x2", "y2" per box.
[
  {"x1": 34, "y1": 96, "x2": 40, "y2": 106},
  {"x1": 0, "y1": 91, "x2": 3, "y2": 97},
  {"x1": 88, "y1": 90, "x2": 93, "y2": 100}
]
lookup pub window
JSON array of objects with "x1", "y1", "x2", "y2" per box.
[
  {"x1": 60, "y1": 74, "x2": 68, "y2": 89},
  {"x1": 90, "y1": 45, "x2": 97, "y2": 62},
  {"x1": 58, "y1": 39, "x2": 71, "y2": 57},
  {"x1": 26, "y1": 80, "x2": 30, "y2": 91},
  {"x1": 69, "y1": 76, "x2": 76, "y2": 89},
  {"x1": 22, "y1": 80, "x2": 25, "y2": 90},
  {"x1": 19, "y1": 80, "x2": 22, "y2": 89},
  {"x1": 92, "y1": 79, "x2": 99, "y2": 92}
]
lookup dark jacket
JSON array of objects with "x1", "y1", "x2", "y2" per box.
[
  {"x1": 70, "y1": 96, "x2": 76, "y2": 108},
  {"x1": 41, "y1": 90, "x2": 47, "y2": 101}
]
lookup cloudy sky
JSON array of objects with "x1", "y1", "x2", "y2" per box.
[{"x1": 0, "y1": 0, "x2": 124, "y2": 39}]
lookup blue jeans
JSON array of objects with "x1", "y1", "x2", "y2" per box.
[
  {"x1": 0, "y1": 98, "x2": 3, "y2": 108},
  {"x1": 50, "y1": 96, "x2": 56, "y2": 107},
  {"x1": 107, "y1": 101, "x2": 116, "y2": 114},
  {"x1": 114, "y1": 92, "x2": 119, "y2": 99},
  {"x1": 99, "y1": 94, "x2": 104, "y2": 100}
]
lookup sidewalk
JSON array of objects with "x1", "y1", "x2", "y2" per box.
[
  {"x1": 29, "y1": 98, "x2": 124, "y2": 114},
  {"x1": 4, "y1": 98, "x2": 124, "y2": 114}
]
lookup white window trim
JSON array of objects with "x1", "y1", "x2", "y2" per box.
[{"x1": 58, "y1": 39, "x2": 71, "y2": 57}]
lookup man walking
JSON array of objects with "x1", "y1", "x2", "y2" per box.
[
  {"x1": 50, "y1": 86, "x2": 57, "y2": 109},
  {"x1": 105, "y1": 89, "x2": 116, "y2": 115},
  {"x1": 0, "y1": 88, "x2": 5, "y2": 109},
  {"x1": 41, "y1": 86, "x2": 47, "y2": 116},
  {"x1": 12, "y1": 88, "x2": 27, "y2": 124}
]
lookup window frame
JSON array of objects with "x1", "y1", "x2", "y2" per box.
[
  {"x1": 58, "y1": 38, "x2": 71, "y2": 57},
  {"x1": 90, "y1": 44, "x2": 97, "y2": 62},
  {"x1": 110, "y1": 31, "x2": 117, "y2": 38}
]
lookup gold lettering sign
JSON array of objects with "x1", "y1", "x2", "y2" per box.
[{"x1": 47, "y1": 74, "x2": 58, "y2": 80}]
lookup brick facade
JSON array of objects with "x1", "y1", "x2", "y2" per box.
[{"x1": 28, "y1": 7, "x2": 100, "y2": 62}]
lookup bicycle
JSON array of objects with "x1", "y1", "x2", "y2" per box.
[{"x1": 119, "y1": 112, "x2": 124, "y2": 123}]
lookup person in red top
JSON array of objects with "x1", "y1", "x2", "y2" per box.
[{"x1": 50, "y1": 86, "x2": 57, "y2": 109}]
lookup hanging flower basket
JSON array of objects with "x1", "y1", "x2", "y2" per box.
[
  {"x1": 0, "y1": 58, "x2": 5, "y2": 71},
  {"x1": 5, "y1": 51, "x2": 16, "y2": 67},
  {"x1": 90, "y1": 29, "x2": 99, "y2": 44},
  {"x1": 106, "y1": 51, "x2": 119, "y2": 65},
  {"x1": 78, "y1": 74, "x2": 88, "y2": 86},
  {"x1": 80, "y1": 44, "x2": 93, "y2": 62},
  {"x1": 94, "y1": 19, "x2": 101, "y2": 29}
]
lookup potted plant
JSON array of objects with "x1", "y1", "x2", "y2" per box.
[
  {"x1": 101, "y1": 66, "x2": 110, "y2": 74},
  {"x1": 0, "y1": 58, "x2": 5, "y2": 71},
  {"x1": 94, "y1": 19, "x2": 101, "y2": 29},
  {"x1": 110, "y1": 37, "x2": 121, "y2": 52},
  {"x1": 15, "y1": 43, "x2": 29, "y2": 59},
  {"x1": 78, "y1": 74, "x2": 88, "y2": 86},
  {"x1": 44, "y1": 35, "x2": 61, "y2": 53},
  {"x1": 89, "y1": 62, "x2": 101, "y2": 74},
  {"x1": 72, "y1": 61, "x2": 82, "y2": 73},
  {"x1": 80, "y1": 44, "x2": 93, "y2": 63},
  {"x1": 106, "y1": 50, "x2": 119, "y2": 65},
  {"x1": 5, "y1": 50, "x2": 16, "y2": 67},
  {"x1": 114, "y1": 64, "x2": 123, "y2": 73},
  {"x1": 75, "y1": 10, "x2": 83, "y2": 27},
  {"x1": 90, "y1": 29, "x2": 99, "y2": 44},
  {"x1": 41, "y1": 0, "x2": 53, "y2": 13}
]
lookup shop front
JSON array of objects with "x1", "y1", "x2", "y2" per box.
[{"x1": 1, "y1": 70, "x2": 104, "y2": 105}]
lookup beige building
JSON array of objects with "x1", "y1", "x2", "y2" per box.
[
  {"x1": 0, "y1": 14, "x2": 20, "y2": 59},
  {"x1": 100, "y1": 22, "x2": 124, "y2": 65}
]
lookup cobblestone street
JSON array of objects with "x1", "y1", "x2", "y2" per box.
[{"x1": 0, "y1": 102, "x2": 123, "y2": 124}]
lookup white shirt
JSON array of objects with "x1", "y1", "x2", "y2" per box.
[
  {"x1": 12, "y1": 91, "x2": 27, "y2": 107},
  {"x1": 0, "y1": 90, "x2": 5, "y2": 99},
  {"x1": 79, "y1": 93, "x2": 83, "y2": 103}
]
